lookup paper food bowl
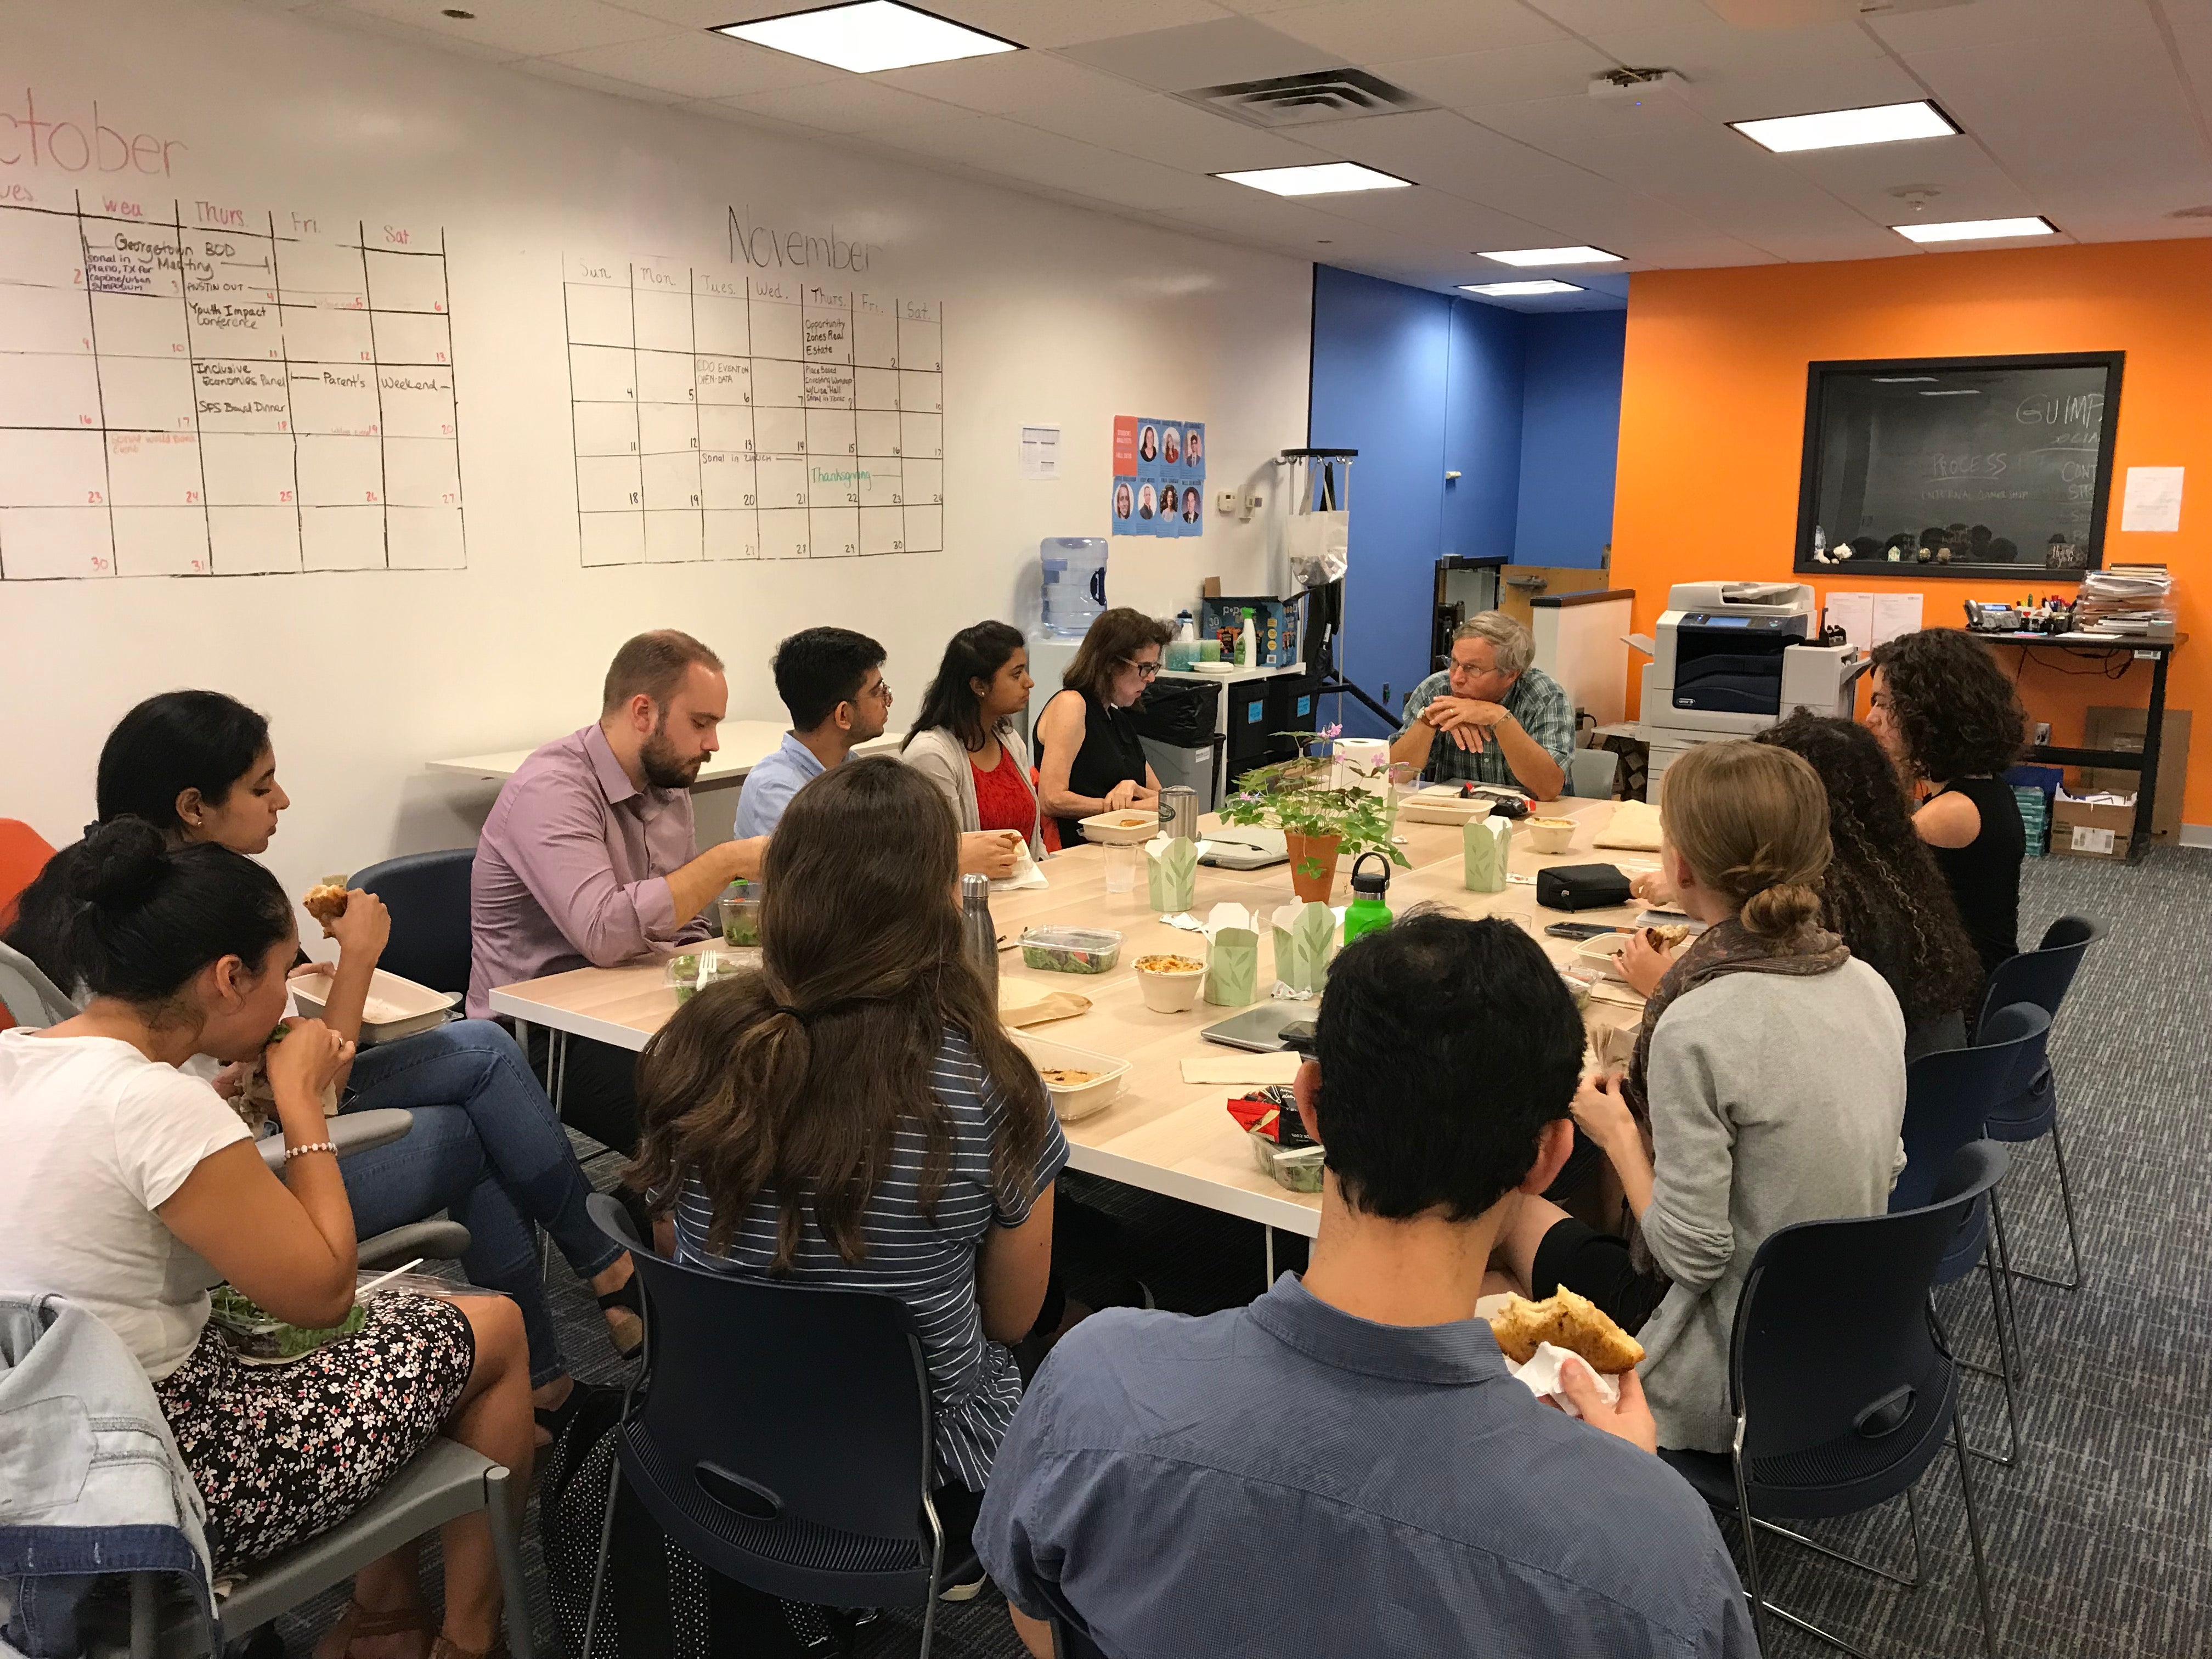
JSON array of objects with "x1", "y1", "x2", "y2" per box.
[
  {"x1": 1012, "y1": 1032, "x2": 1130, "y2": 1123},
  {"x1": 289, "y1": 968, "x2": 456, "y2": 1047},
  {"x1": 1525, "y1": 816, "x2": 1577, "y2": 855},
  {"x1": 1133, "y1": 953, "x2": 1206, "y2": 1013},
  {"x1": 1079, "y1": 809, "x2": 1161, "y2": 847}
]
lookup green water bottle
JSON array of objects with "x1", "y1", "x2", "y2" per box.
[{"x1": 1342, "y1": 851, "x2": 1393, "y2": 946}]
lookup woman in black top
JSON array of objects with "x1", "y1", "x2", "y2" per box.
[
  {"x1": 1036, "y1": 607, "x2": 1170, "y2": 846},
  {"x1": 1867, "y1": 628, "x2": 2029, "y2": 979},
  {"x1": 1757, "y1": 713, "x2": 1987, "y2": 1057}
]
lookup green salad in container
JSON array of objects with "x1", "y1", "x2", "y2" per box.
[{"x1": 208, "y1": 1283, "x2": 366, "y2": 1361}]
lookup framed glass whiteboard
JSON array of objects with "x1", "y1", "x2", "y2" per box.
[{"x1": 1794, "y1": 352, "x2": 2124, "y2": 580}]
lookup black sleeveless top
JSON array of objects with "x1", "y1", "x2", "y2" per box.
[
  {"x1": 1051, "y1": 691, "x2": 1148, "y2": 845},
  {"x1": 1928, "y1": 776, "x2": 2024, "y2": 977}
]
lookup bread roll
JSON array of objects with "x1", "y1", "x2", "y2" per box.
[{"x1": 1487, "y1": 1286, "x2": 1645, "y2": 1374}]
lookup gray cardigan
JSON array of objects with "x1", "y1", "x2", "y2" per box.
[
  {"x1": 901, "y1": 724, "x2": 1047, "y2": 860},
  {"x1": 1635, "y1": 959, "x2": 1908, "y2": 1453}
]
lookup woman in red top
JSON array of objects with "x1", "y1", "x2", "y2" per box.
[{"x1": 900, "y1": 621, "x2": 1058, "y2": 856}]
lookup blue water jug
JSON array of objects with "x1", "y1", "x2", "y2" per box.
[{"x1": 1040, "y1": 538, "x2": 1108, "y2": 640}]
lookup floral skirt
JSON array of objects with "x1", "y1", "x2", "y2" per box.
[{"x1": 155, "y1": 1291, "x2": 475, "y2": 1574}]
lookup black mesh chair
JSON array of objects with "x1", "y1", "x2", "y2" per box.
[
  {"x1": 1974, "y1": 916, "x2": 2103, "y2": 1291},
  {"x1": 1894, "y1": 1004, "x2": 2050, "y2": 1467},
  {"x1": 352, "y1": 849, "x2": 476, "y2": 997},
  {"x1": 1661, "y1": 1142, "x2": 2008, "y2": 1659},
  {"x1": 578, "y1": 1195, "x2": 978, "y2": 1659}
]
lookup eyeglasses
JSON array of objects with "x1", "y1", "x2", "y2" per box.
[{"x1": 1127, "y1": 660, "x2": 1161, "y2": 681}]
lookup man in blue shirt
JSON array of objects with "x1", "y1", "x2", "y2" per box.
[
  {"x1": 977, "y1": 912, "x2": 1756, "y2": 1658},
  {"x1": 732, "y1": 627, "x2": 892, "y2": 839},
  {"x1": 1390, "y1": 610, "x2": 1574, "y2": 799}
]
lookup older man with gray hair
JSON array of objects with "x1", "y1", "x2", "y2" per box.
[{"x1": 1389, "y1": 611, "x2": 1572, "y2": 800}]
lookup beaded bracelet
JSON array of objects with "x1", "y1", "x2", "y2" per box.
[{"x1": 283, "y1": 1140, "x2": 338, "y2": 1162}]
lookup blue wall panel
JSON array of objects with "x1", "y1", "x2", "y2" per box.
[
  {"x1": 1441, "y1": 298, "x2": 1526, "y2": 565},
  {"x1": 1306, "y1": 265, "x2": 1452, "y2": 737},
  {"x1": 1513, "y1": 311, "x2": 1627, "y2": 569}
]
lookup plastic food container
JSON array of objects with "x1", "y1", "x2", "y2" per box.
[
  {"x1": 1133, "y1": 953, "x2": 1205, "y2": 1013},
  {"x1": 1018, "y1": 927, "x2": 1123, "y2": 975},
  {"x1": 1574, "y1": 932, "x2": 1632, "y2": 981},
  {"x1": 718, "y1": 888, "x2": 762, "y2": 947},
  {"x1": 1079, "y1": 810, "x2": 1160, "y2": 847},
  {"x1": 208, "y1": 1283, "x2": 367, "y2": 1363},
  {"x1": 1012, "y1": 1033, "x2": 1131, "y2": 1123},
  {"x1": 664, "y1": 948, "x2": 757, "y2": 1004},
  {"x1": 1248, "y1": 1127, "x2": 1326, "y2": 1193},
  {"x1": 289, "y1": 968, "x2": 456, "y2": 1047}
]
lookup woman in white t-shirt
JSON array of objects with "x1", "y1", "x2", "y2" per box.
[{"x1": 0, "y1": 819, "x2": 533, "y2": 1659}]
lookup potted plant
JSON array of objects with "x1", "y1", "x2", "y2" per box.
[{"x1": 1220, "y1": 727, "x2": 1413, "y2": 902}]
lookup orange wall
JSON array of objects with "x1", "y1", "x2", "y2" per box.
[{"x1": 1612, "y1": 238, "x2": 2212, "y2": 828}]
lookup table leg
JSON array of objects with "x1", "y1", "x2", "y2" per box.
[
  {"x1": 1263, "y1": 1225, "x2": 1275, "y2": 1289},
  {"x1": 2132, "y1": 650, "x2": 2170, "y2": 862}
]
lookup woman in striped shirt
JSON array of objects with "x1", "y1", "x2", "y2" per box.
[{"x1": 630, "y1": 756, "x2": 1068, "y2": 1572}]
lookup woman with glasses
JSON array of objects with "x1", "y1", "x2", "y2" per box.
[{"x1": 1036, "y1": 607, "x2": 1170, "y2": 846}]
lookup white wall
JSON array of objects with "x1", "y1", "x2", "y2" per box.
[{"x1": 1, "y1": 0, "x2": 1312, "y2": 906}]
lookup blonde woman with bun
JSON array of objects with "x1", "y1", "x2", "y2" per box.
[{"x1": 1499, "y1": 740, "x2": 1907, "y2": 1453}]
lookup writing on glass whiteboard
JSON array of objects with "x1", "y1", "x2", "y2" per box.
[
  {"x1": 0, "y1": 88, "x2": 187, "y2": 178},
  {"x1": 0, "y1": 184, "x2": 464, "y2": 579},
  {"x1": 563, "y1": 252, "x2": 942, "y2": 567}
]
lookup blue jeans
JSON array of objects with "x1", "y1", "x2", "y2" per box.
[{"x1": 337, "y1": 1019, "x2": 622, "y2": 1387}]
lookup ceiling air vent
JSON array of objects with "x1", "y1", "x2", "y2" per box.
[{"x1": 1181, "y1": 68, "x2": 1432, "y2": 129}]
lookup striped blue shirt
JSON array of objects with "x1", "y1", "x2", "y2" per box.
[{"x1": 672, "y1": 1026, "x2": 1069, "y2": 1493}]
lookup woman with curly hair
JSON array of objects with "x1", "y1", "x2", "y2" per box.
[
  {"x1": 1757, "y1": 713, "x2": 1986, "y2": 1054},
  {"x1": 1867, "y1": 627, "x2": 2028, "y2": 976}
]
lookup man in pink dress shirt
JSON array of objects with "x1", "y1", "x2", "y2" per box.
[{"x1": 469, "y1": 629, "x2": 764, "y2": 1154}]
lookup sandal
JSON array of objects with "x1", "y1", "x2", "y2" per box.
[
  {"x1": 315, "y1": 1599, "x2": 432, "y2": 1659},
  {"x1": 596, "y1": 1272, "x2": 644, "y2": 1358},
  {"x1": 533, "y1": 1380, "x2": 610, "y2": 1447}
]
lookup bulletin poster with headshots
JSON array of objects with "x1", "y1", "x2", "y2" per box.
[{"x1": 1111, "y1": 415, "x2": 1203, "y2": 538}]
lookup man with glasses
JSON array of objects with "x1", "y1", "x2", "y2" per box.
[
  {"x1": 735, "y1": 627, "x2": 1020, "y2": 876},
  {"x1": 1389, "y1": 611, "x2": 1572, "y2": 800}
]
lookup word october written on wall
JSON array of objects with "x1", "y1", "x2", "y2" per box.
[{"x1": 0, "y1": 89, "x2": 186, "y2": 188}]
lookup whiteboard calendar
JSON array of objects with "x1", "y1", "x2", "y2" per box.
[
  {"x1": 563, "y1": 255, "x2": 943, "y2": 566},
  {"x1": 0, "y1": 186, "x2": 464, "y2": 580}
]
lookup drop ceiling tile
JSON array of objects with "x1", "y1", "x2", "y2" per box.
[
  {"x1": 1865, "y1": 0, "x2": 2157, "y2": 54},
  {"x1": 715, "y1": 77, "x2": 969, "y2": 132},
  {"x1": 873, "y1": 52, "x2": 1139, "y2": 115},
  {"x1": 1569, "y1": 9, "x2": 1888, "y2": 76},
  {"x1": 297, "y1": 2, "x2": 527, "y2": 60},
  {"x1": 1372, "y1": 40, "x2": 1620, "y2": 110},
  {"x1": 846, "y1": 115, "x2": 1227, "y2": 212},
  {"x1": 338, "y1": 0, "x2": 668, "y2": 57},
  {"x1": 1666, "y1": 56, "x2": 1929, "y2": 125},
  {"x1": 1259, "y1": 0, "x2": 1565, "y2": 64},
  {"x1": 1016, "y1": 86, "x2": 1337, "y2": 172},
  {"x1": 922, "y1": 0, "x2": 1237, "y2": 49},
  {"x1": 1782, "y1": 140, "x2": 2036, "y2": 228},
  {"x1": 1056, "y1": 16, "x2": 1342, "y2": 91},
  {"x1": 521, "y1": 57, "x2": 691, "y2": 101},
  {"x1": 607, "y1": 0, "x2": 792, "y2": 24},
  {"x1": 1284, "y1": 182, "x2": 1557, "y2": 254},
  {"x1": 545, "y1": 30, "x2": 839, "y2": 98}
]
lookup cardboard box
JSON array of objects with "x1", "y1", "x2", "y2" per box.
[
  {"x1": 2079, "y1": 705, "x2": 2190, "y2": 843},
  {"x1": 2050, "y1": 795, "x2": 2134, "y2": 860}
]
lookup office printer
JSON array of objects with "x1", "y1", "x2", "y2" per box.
[{"x1": 1639, "y1": 582, "x2": 1866, "y2": 781}]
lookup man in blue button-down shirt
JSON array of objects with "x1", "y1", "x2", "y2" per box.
[{"x1": 978, "y1": 912, "x2": 1757, "y2": 1658}]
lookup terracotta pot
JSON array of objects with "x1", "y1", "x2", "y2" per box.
[{"x1": 1284, "y1": 831, "x2": 1344, "y2": 903}]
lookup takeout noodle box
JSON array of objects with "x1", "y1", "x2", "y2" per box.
[
  {"x1": 289, "y1": 968, "x2": 455, "y2": 1046},
  {"x1": 1011, "y1": 1032, "x2": 1130, "y2": 1122}
]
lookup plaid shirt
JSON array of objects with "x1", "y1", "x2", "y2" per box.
[{"x1": 1399, "y1": 664, "x2": 1575, "y2": 789}]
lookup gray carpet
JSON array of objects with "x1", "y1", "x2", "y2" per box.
[{"x1": 279, "y1": 845, "x2": 2212, "y2": 1658}]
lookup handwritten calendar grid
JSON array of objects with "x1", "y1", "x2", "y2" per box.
[
  {"x1": 562, "y1": 255, "x2": 943, "y2": 566},
  {"x1": 0, "y1": 187, "x2": 464, "y2": 580}
]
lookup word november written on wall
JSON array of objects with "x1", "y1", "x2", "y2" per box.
[
  {"x1": 0, "y1": 182, "x2": 463, "y2": 579},
  {"x1": 563, "y1": 253, "x2": 943, "y2": 566}
]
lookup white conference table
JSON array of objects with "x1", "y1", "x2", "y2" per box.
[
  {"x1": 490, "y1": 797, "x2": 1656, "y2": 1262},
  {"x1": 430, "y1": 725, "x2": 904, "y2": 791}
]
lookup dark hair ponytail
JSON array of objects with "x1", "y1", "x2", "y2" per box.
[
  {"x1": 902, "y1": 620, "x2": 1025, "y2": 755},
  {"x1": 48, "y1": 817, "x2": 292, "y2": 1009},
  {"x1": 96, "y1": 691, "x2": 272, "y2": 834}
]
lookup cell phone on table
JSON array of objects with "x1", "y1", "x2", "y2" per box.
[{"x1": 1544, "y1": 922, "x2": 1621, "y2": 941}]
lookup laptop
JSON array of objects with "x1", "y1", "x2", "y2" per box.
[{"x1": 1201, "y1": 824, "x2": 1289, "y2": 870}]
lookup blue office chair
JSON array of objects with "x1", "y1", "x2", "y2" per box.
[
  {"x1": 578, "y1": 1195, "x2": 978, "y2": 1659},
  {"x1": 351, "y1": 848, "x2": 476, "y2": 997},
  {"x1": 1974, "y1": 916, "x2": 2104, "y2": 1291},
  {"x1": 1895, "y1": 1004, "x2": 2050, "y2": 1468},
  {"x1": 1661, "y1": 1142, "x2": 2008, "y2": 1659}
]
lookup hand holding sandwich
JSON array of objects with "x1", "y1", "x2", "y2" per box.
[{"x1": 1551, "y1": 1355, "x2": 1657, "y2": 1454}]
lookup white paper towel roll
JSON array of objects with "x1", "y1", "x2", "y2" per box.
[{"x1": 1334, "y1": 737, "x2": 1391, "y2": 795}]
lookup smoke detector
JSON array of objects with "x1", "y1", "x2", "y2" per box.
[
  {"x1": 1182, "y1": 68, "x2": 1431, "y2": 129},
  {"x1": 1590, "y1": 67, "x2": 1683, "y2": 99}
]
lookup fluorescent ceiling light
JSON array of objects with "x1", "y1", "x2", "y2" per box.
[
  {"x1": 1476, "y1": 245, "x2": 1621, "y2": 267},
  {"x1": 1214, "y1": 162, "x2": 1412, "y2": 197},
  {"x1": 1893, "y1": 215, "x2": 2057, "y2": 244},
  {"x1": 1731, "y1": 100, "x2": 1957, "y2": 154},
  {"x1": 1462, "y1": 280, "x2": 1583, "y2": 296},
  {"x1": 715, "y1": 2, "x2": 1019, "y2": 74}
]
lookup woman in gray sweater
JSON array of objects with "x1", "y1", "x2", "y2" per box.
[
  {"x1": 900, "y1": 620, "x2": 1051, "y2": 862},
  {"x1": 1500, "y1": 740, "x2": 1907, "y2": 1453}
]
